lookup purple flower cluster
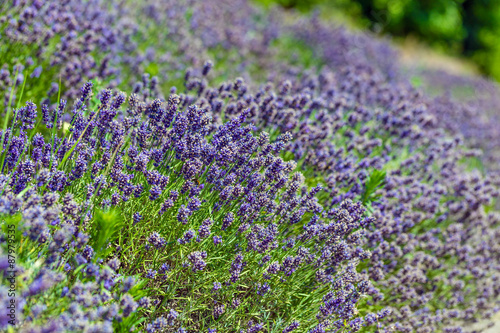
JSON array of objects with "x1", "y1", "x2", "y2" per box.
[
  {"x1": 1, "y1": 0, "x2": 500, "y2": 332},
  {"x1": 0, "y1": 77, "x2": 390, "y2": 331},
  {"x1": 0, "y1": 0, "x2": 136, "y2": 101}
]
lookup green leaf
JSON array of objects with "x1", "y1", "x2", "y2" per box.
[
  {"x1": 361, "y1": 169, "x2": 386, "y2": 205},
  {"x1": 89, "y1": 208, "x2": 124, "y2": 257}
]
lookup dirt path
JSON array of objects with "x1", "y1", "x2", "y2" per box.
[{"x1": 466, "y1": 312, "x2": 500, "y2": 332}]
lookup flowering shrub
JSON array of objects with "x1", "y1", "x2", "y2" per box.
[
  {"x1": 0, "y1": 1, "x2": 499, "y2": 333},
  {"x1": 0, "y1": 0, "x2": 136, "y2": 102},
  {"x1": 0, "y1": 80, "x2": 386, "y2": 332}
]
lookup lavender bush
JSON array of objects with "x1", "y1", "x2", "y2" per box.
[
  {"x1": 0, "y1": 80, "x2": 388, "y2": 332},
  {"x1": 0, "y1": 0, "x2": 137, "y2": 103},
  {"x1": 0, "y1": 1, "x2": 499, "y2": 332}
]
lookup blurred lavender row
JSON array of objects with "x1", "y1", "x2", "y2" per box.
[
  {"x1": 0, "y1": 0, "x2": 499, "y2": 332},
  {"x1": 4, "y1": 0, "x2": 499, "y2": 172}
]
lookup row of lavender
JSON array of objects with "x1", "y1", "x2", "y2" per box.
[
  {"x1": 4, "y1": 0, "x2": 499, "y2": 173},
  {"x1": 291, "y1": 13, "x2": 500, "y2": 175},
  {"x1": 1, "y1": 0, "x2": 499, "y2": 332}
]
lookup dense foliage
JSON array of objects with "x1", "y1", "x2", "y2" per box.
[
  {"x1": 258, "y1": 0, "x2": 500, "y2": 82},
  {"x1": 0, "y1": 1, "x2": 499, "y2": 332}
]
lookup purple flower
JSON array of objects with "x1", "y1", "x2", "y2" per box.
[
  {"x1": 159, "y1": 199, "x2": 174, "y2": 215},
  {"x1": 145, "y1": 269, "x2": 157, "y2": 279},
  {"x1": 121, "y1": 294, "x2": 138, "y2": 317},
  {"x1": 202, "y1": 60, "x2": 213, "y2": 76},
  {"x1": 247, "y1": 323, "x2": 264, "y2": 333},
  {"x1": 20, "y1": 101, "x2": 37, "y2": 130},
  {"x1": 213, "y1": 303, "x2": 225, "y2": 319},
  {"x1": 221, "y1": 212, "x2": 234, "y2": 231},
  {"x1": 133, "y1": 212, "x2": 142, "y2": 225},
  {"x1": 159, "y1": 263, "x2": 170, "y2": 274},
  {"x1": 147, "y1": 232, "x2": 166, "y2": 249},
  {"x1": 149, "y1": 185, "x2": 162, "y2": 201},
  {"x1": 138, "y1": 297, "x2": 152, "y2": 308},
  {"x1": 232, "y1": 298, "x2": 241, "y2": 309},
  {"x1": 167, "y1": 309, "x2": 178, "y2": 326},
  {"x1": 147, "y1": 316, "x2": 167, "y2": 333},
  {"x1": 30, "y1": 66, "x2": 42, "y2": 78},
  {"x1": 187, "y1": 251, "x2": 207, "y2": 272},
  {"x1": 111, "y1": 92, "x2": 126, "y2": 109},
  {"x1": 230, "y1": 254, "x2": 245, "y2": 283},
  {"x1": 122, "y1": 277, "x2": 135, "y2": 292},
  {"x1": 308, "y1": 324, "x2": 325, "y2": 333},
  {"x1": 256, "y1": 282, "x2": 270, "y2": 296},
  {"x1": 197, "y1": 218, "x2": 213, "y2": 240},
  {"x1": 212, "y1": 282, "x2": 222, "y2": 292},
  {"x1": 82, "y1": 245, "x2": 94, "y2": 261},
  {"x1": 80, "y1": 82, "x2": 93, "y2": 102},
  {"x1": 283, "y1": 321, "x2": 300, "y2": 333},
  {"x1": 213, "y1": 236, "x2": 222, "y2": 245},
  {"x1": 177, "y1": 205, "x2": 191, "y2": 224},
  {"x1": 170, "y1": 190, "x2": 179, "y2": 202},
  {"x1": 100, "y1": 89, "x2": 112, "y2": 106},
  {"x1": 178, "y1": 229, "x2": 195, "y2": 245},
  {"x1": 187, "y1": 196, "x2": 201, "y2": 211},
  {"x1": 108, "y1": 258, "x2": 121, "y2": 271},
  {"x1": 24, "y1": 270, "x2": 60, "y2": 297}
]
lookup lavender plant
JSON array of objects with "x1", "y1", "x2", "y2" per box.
[
  {"x1": 178, "y1": 67, "x2": 500, "y2": 333},
  {"x1": 0, "y1": 81, "x2": 391, "y2": 332},
  {"x1": 0, "y1": 0, "x2": 135, "y2": 103},
  {"x1": 0, "y1": 0, "x2": 499, "y2": 332}
]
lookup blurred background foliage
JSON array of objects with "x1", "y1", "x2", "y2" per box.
[{"x1": 255, "y1": 0, "x2": 500, "y2": 82}]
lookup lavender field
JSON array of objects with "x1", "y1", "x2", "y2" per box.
[{"x1": 0, "y1": 1, "x2": 499, "y2": 332}]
